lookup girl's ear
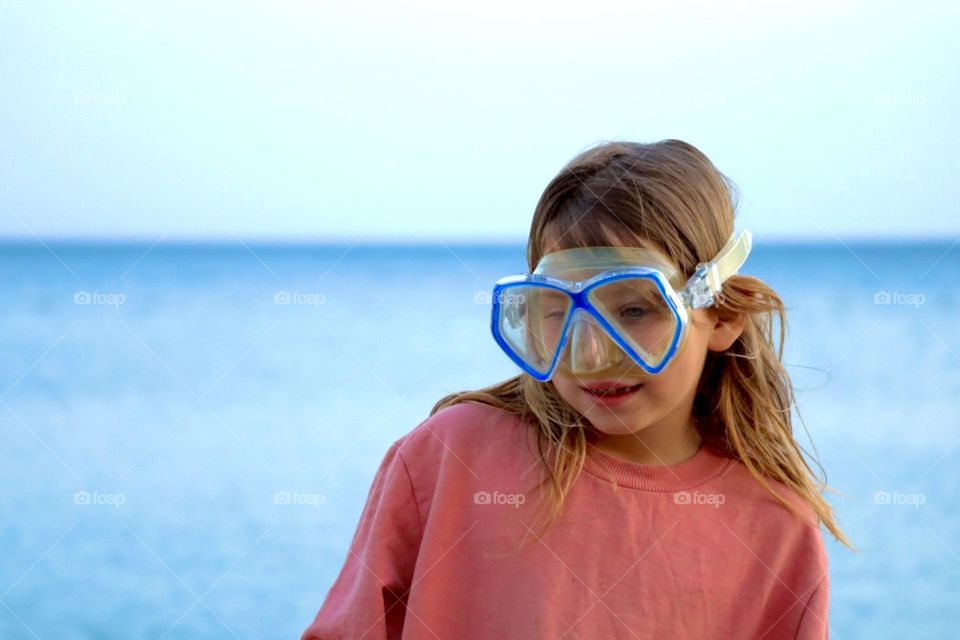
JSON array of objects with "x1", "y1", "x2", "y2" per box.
[{"x1": 706, "y1": 311, "x2": 746, "y2": 352}]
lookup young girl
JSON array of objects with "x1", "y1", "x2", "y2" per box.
[{"x1": 302, "y1": 139, "x2": 849, "y2": 639}]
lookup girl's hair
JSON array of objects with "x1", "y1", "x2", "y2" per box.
[{"x1": 432, "y1": 139, "x2": 851, "y2": 548}]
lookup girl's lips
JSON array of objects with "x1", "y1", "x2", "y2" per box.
[
  {"x1": 581, "y1": 382, "x2": 644, "y2": 406},
  {"x1": 579, "y1": 381, "x2": 644, "y2": 391}
]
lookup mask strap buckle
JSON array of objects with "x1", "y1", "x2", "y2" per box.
[{"x1": 680, "y1": 230, "x2": 753, "y2": 309}]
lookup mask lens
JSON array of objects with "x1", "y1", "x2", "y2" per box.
[
  {"x1": 561, "y1": 309, "x2": 626, "y2": 375},
  {"x1": 495, "y1": 285, "x2": 572, "y2": 376},
  {"x1": 586, "y1": 276, "x2": 679, "y2": 369}
]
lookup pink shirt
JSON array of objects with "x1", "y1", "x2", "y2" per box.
[{"x1": 302, "y1": 401, "x2": 829, "y2": 639}]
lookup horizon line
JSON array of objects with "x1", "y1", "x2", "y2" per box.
[{"x1": 0, "y1": 232, "x2": 956, "y2": 247}]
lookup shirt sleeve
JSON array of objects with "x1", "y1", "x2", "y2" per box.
[
  {"x1": 301, "y1": 439, "x2": 423, "y2": 640},
  {"x1": 794, "y1": 575, "x2": 830, "y2": 640}
]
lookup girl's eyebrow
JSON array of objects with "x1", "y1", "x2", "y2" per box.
[
  {"x1": 595, "y1": 285, "x2": 664, "y2": 306},
  {"x1": 539, "y1": 290, "x2": 568, "y2": 303}
]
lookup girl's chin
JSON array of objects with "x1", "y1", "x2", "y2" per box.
[
  {"x1": 589, "y1": 422, "x2": 651, "y2": 437},
  {"x1": 584, "y1": 412, "x2": 652, "y2": 436}
]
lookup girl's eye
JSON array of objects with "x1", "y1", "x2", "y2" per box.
[
  {"x1": 543, "y1": 309, "x2": 566, "y2": 321},
  {"x1": 620, "y1": 305, "x2": 652, "y2": 320}
]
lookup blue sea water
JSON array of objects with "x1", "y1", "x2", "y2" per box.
[{"x1": 0, "y1": 240, "x2": 958, "y2": 639}]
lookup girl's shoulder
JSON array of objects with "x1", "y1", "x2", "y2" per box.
[
  {"x1": 392, "y1": 400, "x2": 532, "y2": 471},
  {"x1": 711, "y1": 454, "x2": 827, "y2": 547}
]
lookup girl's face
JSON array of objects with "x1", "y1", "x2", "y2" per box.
[
  {"x1": 550, "y1": 307, "x2": 743, "y2": 437},
  {"x1": 536, "y1": 231, "x2": 745, "y2": 438}
]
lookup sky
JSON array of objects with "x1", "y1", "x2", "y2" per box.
[{"x1": 1, "y1": 0, "x2": 957, "y2": 242}]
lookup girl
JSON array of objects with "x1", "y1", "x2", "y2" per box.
[{"x1": 302, "y1": 139, "x2": 849, "y2": 639}]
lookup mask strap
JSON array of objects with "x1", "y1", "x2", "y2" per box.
[{"x1": 681, "y1": 230, "x2": 753, "y2": 308}]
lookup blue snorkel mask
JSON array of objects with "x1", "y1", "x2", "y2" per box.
[{"x1": 490, "y1": 230, "x2": 753, "y2": 381}]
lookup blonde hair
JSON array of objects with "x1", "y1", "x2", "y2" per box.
[{"x1": 433, "y1": 139, "x2": 851, "y2": 548}]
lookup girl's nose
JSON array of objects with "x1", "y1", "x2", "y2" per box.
[{"x1": 567, "y1": 310, "x2": 625, "y2": 374}]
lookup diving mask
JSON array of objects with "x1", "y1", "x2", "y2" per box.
[{"x1": 489, "y1": 230, "x2": 753, "y2": 381}]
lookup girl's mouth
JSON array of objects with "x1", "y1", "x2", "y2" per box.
[{"x1": 580, "y1": 382, "x2": 644, "y2": 404}]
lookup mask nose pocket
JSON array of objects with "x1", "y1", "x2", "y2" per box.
[{"x1": 565, "y1": 308, "x2": 625, "y2": 374}]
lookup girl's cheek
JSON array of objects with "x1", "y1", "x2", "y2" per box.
[{"x1": 549, "y1": 378, "x2": 577, "y2": 405}]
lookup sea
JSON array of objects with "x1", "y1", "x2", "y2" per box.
[{"x1": 1, "y1": 240, "x2": 958, "y2": 638}]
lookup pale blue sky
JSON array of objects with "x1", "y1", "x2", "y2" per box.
[{"x1": 1, "y1": 1, "x2": 957, "y2": 242}]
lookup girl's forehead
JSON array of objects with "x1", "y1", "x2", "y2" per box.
[{"x1": 539, "y1": 225, "x2": 666, "y2": 257}]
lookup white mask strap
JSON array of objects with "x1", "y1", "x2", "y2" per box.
[{"x1": 681, "y1": 230, "x2": 753, "y2": 308}]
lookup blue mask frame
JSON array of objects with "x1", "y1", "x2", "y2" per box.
[
  {"x1": 490, "y1": 267, "x2": 687, "y2": 381},
  {"x1": 489, "y1": 230, "x2": 753, "y2": 381}
]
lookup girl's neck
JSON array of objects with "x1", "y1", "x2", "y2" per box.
[{"x1": 587, "y1": 412, "x2": 703, "y2": 466}]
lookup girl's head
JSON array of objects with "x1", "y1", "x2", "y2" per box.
[
  {"x1": 529, "y1": 232, "x2": 748, "y2": 443},
  {"x1": 434, "y1": 139, "x2": 849, "y2": 547}
]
